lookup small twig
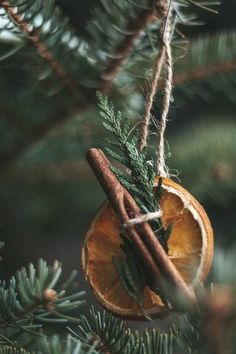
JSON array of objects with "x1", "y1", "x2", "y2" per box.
[
  {"x1": 1, "y1": 0, "x2": 82, "y2": 101},
  {"x1": 86, "y1": 148, "x2": 196, "y2": 310}
]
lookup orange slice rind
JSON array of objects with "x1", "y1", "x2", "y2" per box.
[{"x1": 81, "y1": 177, "x2": 214, "y2": 319}]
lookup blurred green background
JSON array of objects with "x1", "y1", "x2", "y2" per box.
[{"x1": 0, "y1": 0, "x2": 235, "y2": 296}]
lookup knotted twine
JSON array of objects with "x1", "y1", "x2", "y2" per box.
[{"x1": 124, "y1": 2, "x2": 173, "y2": 228}]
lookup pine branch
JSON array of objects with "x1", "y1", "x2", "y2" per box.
[
  {"x1": 0, "y1": 335, "x2": 99, "y2": 354},
  {"x1": 0, "y1": 347, "x2": 29, "y2": 354},
  {"x1": 120, "y1": 30, "x2": 236, "y2": 91},
  {"x1": 32, "y1": 334, "x2": 99, "y2": 354},
  {"x1": 73, "y1": 307, "x2": 132, "y2": 354},
  {"x1": 174, "y1": 30, "x2": 236, "y2": 85},
  {"x1": 128, "y1": 327, "x2": 182, "y2": 354},
  {"x1": 99, "y1": 1, "x2": 168, "y2": 90},
  {"x1": 86, "y1": 0, "x2": 218, "y2": 74},
  {"x1": 0, "y1": 0, "x2": 219, "y2": 172},
  {"x1": 73, "y1": 307, "x2": 186, "y2": 354},
  {"x1": 175, "y1": 59, "x2": 236, "y2": 86},
  {"x1": 0, "y1": 0, "x2": 82, "y2": 100},
  {"x1": 2, "y1": 29, "x2": 235, "y2": 174},
  {"x1": 168, "y1": 118, "x2": 236, "y2": 205},
  {"x1": 0, "y1": 259, "x2": 85, "y2": 347},
  {"x1": 14, "y1": 247, "x2": 235, "y2": 354},
  {"x1": 173, "y1": 246, "x2": 236, "y2": 354}
]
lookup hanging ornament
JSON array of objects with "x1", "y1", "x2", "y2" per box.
[
  {"x1": 82, "y1": 174, "x2": 213, "y2": 319},
  {"x1": 81, "y1": 2, "x2": 214, "y2": 320}
]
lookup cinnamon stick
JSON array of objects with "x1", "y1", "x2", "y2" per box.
[
  {"x1": 86, "y1": 149, "x2": 163, "y2": 280},
  {"x1": 86, "y1": 148, "x2": 196, "y2": 309}
]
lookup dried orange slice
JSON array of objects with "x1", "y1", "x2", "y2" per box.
[{"x1": 81, "y1": 177, "x2": 213, "y2": 319}]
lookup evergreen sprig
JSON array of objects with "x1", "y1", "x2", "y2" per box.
[
  {"x1": 98, "y1": 92, "x2": 174, "y2": 308},
  {"x1": 0, "y1": 347, "x2": 28, "y2": 354},
  {"x1": 0, "y1": 0, "x2": 220, "y2": 170},
  {"x1": 0, "y1": 259, "x2": 85, "y2": 348},
  {"x1": 128, "y1": 328, "x2": 182, "y2": 354},
  {"x1": 112, "y1": 236, "x2": 147, "y2": 308},
  {"x1": 0, "y1": 0, "x2": 94, "y2": 98},
  {"x1": 86, "y1": 0, "x2": 219, "y2": 66},
  {"x1": 118, "y1": 29, "x2": 236, "y2": 101},
  {"x1": 98, "y1": 92, "x2": 171, "y2": 247},
  {"x1": 0, "y1": 335, "x2": 98, "y2": 354},
  {"x1": 98, "y1": 92, "x2": 156, "y2": 211},
  {"x1": 75, "y1": 307, "x2": 186, "y2": 354},
  {"x1": 31, "y1": 334, "x2": 98, "y2": 354},
  {"x1": 73, "y1": 307, "x2": 132, "y2": 354}
]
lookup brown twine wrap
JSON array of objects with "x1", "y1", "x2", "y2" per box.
[{"x1": 139, "y1": 1, "x2": 173, "y2": 178}]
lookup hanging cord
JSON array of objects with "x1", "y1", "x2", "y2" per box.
[
  {"x1": 123, "y1": 3, "x2": 174, "y2": 228},
  {"x1": 139, "y1": 40, "x2": 166, "y2": 152},
  {"x1": 139, "y1": 1, "x2": 174, "y2": 178},
  {"x1": 156, "y1": 9, "x2": 173, "y2": 177}
]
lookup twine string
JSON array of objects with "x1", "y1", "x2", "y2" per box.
[
  {"x1": 122, "y1": 209, "x2": 162, "y2": 228},
  {"x1": 156, "y1": 13, "x2": 173, "y2": 178},
  {"x1": 125, "y1": 3, "x2": 173, "y2": 228},
  {"x1": 139, "y1": 44, "x2": 166, "y2": 152},
  {"x1": 139, "y1": 1, "x2": 173, "y2": 179}
]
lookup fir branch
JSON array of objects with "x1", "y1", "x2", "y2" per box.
[
  {"x1": 87, "y1": 0, "x2": 218, "y2": 84},
  {"x1": 0, "y1": 259, "x2": 85, "y2": 347},
  {"x1": 127, "y1": 328, "x2": 182, "y2": 354},
  {"x1": 0, "y1": 335, "x2": 99, "y2": 354},
  {"x1": 73, "y1": 307, "x2": 132, "y2": 354},
  {"x1": 6, "y1": 24, "x2": 236, "y2": 177},
  {"x1": 33, "y1": 334, "x2": 99, "y2": 354},
  {"x1": 0, "y1": 347, "x2": 29, "y2": 354},
  {"x1": 174, "y1": 30, "x2": 236, "y2": 86},
  {"x1": 0, "y1": 0, "x2": 82, "y2": 100},
  {"x1": 0, "y1": 0, "x2": 220, "y2": 173},
  {"x1": 120, "y1": 30, "x2": 236, "y2": 92},
  {"x1": 186, "y1": 0, "x2": 219, "y2": 14},
  {"x1": 100, "y1": 2, "x2": 167, "y2": 90},
  {"x1": 168, "y1": 118, "x2": 236, "y2": 205},
  {"x1": 73, "y1": 307, "x2": 186, "y2": 354}
]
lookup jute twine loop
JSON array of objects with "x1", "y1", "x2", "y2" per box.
[
  {"x1": 156, "y1": 12, "x2": 173, "y2": 178},
  {"x1": 139, "y1": 1, "x2": 173, "y2": 179},
  {"x1": 126, "y1": 2, "x2": 173, "y2": 228}
]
